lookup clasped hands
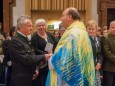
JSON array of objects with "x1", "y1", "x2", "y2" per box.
[
  {"x1": 45, "y1": 53, "x2": 53, "y2": 60},
  {"x1": 32, "y1": 52, "x2": 52, "y2": 80}
]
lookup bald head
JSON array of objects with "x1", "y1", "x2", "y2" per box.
[
  {"x1": 60, "y1": 7, "x2": 81, "y2": 29},
  {"x1": 65, "y1": 7, "x2": 81, "y2": 20}
]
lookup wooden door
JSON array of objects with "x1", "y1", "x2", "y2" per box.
[
  {"x1": 3, "y1": 0, "x2": 15, "y2": 34},
  {"x1": 98, "y1": 0, "x2": 115, "y2": 28}
]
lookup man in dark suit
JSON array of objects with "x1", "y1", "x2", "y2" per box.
[{"x1": 9, "y1": 15, "x2": 51, "y2": 86}]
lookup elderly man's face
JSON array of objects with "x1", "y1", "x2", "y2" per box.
[
  {"x1": 60, "y1": 9, "x2": 70, "y2": 29},
  {"x1": 21, "y1": 19, "x2": 33, "y2": 36},
  {"x1": 109, "y1": 21, "x2": 115, "y2": 35},
  {"x1": 36, "y1": 22, "x2": 46, "y2": 33}
]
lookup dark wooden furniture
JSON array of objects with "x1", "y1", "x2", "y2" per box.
[{"x1": 98, "y1": 0, "x2": 115, "y2": 28}]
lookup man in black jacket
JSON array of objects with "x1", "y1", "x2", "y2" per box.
[{"x1": 9, "y1": 15, "x2": 51, "y2": 86}]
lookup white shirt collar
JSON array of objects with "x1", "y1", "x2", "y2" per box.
[{"x1": 17, "y1": 30, "x2": 27, "y2": 38}]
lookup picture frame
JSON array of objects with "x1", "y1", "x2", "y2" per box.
[{"x1": 48, "y1": 25, "x2": 54, "y2": 30}]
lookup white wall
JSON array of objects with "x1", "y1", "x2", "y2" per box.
[
  {"x1": 91, "y1": 0, "x2": 98, "y2": 23},
  {"x1": 13, "y1": 0, "x2": 25, "y2": 26}
]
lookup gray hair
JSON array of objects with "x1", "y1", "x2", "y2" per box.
[
  {"x1": 110, "y1": 20, "x2": 115, "y2": 27},
  {"x1": 17, "y1": 15, "x2": 31, "y2": 30},
  {"x1": 86, "y1": 20, "x2": 98, "y2": 29},
  {"x1": 35, "y1": 19, "x2": 46, "y2": 27}
]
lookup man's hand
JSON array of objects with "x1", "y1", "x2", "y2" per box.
[
  {"x1": 32, "y1": 70, "x2": 39, "y2": 80},
  {"x1": 45, "y1": 53, "x2": 52, "y2": 60}
]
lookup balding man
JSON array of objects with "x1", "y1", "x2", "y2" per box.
[{"x1": 46, "y1": 7, "x2": 95, "y2": 86}]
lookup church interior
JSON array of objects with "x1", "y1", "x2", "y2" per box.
[
  {"x1": 0, "y1": 0, "x2": 115, "y2": 34},
  {"x1": 0, "y1": 0, "x2": 115, "y2": 86}
]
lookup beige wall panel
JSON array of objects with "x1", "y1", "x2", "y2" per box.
[
  {"x1": 51, "y1": 0, "x2": 56, "y2": 10},
  {"x1": 41, "y1": 0, "x2": 46, "y2": 10},
  {"x1": 31, "y1": 11, "x2": 62, "y2": 31},
  {"x1": 85, "y1": 0, "x2": 92, "y2": 23},
  {"x1": 60, "y1": 0, "x2": 64, "y2": 10},
  {"x1": 63, "y1": 0, "x2": 68, "y2": 9},
  {"x1": 25, "y1": 0, "x2": 92, "y2": 27},
  {"x1": 47, "y1": 0, "x2": 51, "y2": 10},
  {"x1": 80, "y1": 12, "x2": 86, "y2": 24},
  {"x1": 25, "y1": 0, "x2": 31, "y2": 15},
  {"x1": 56, "y1": 0, "x2": 60, "y2": 10},
  {"x1": 31, "y1": 0, "x2": 35, "y2": 9},
  {"x1": 29, "y1": 0, "x2": 87, "y2": 11},
  {"x1": 68, "y1": 0, "x2": 73, "y2": 7},
  {"x1": 81, "y1": 0, "x2": 85, "y2": 10},
  {"x1": 34, "y1": 0, "x2": 38, "y2": 10},
  {"x1": 38, "y1": 0, "x2": 41, "y2": 10},
  {"x1": 78, "y1": 0, "x2": 82, "y2": 10},
  {"x1": 76, "y1": 0, "x2": 79, "y2": 9}
]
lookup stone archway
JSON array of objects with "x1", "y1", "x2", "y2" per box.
[{"x1": 3, "y1": 0, "x2": 16, "y2": 34}]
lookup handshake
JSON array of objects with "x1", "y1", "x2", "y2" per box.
[{"x1": 45, "y1": 53, "x2": 52, "y2": 60}]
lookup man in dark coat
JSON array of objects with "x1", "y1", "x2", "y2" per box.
[
  {"x1": 102, "y1": 20, "x2": 115, "y2": 86},
  {"x1": 9, "y1": 15, "x2": 51, "y2": 86}
]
